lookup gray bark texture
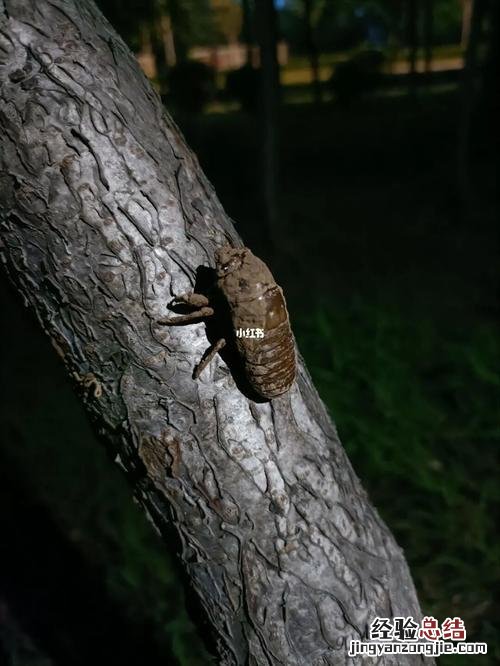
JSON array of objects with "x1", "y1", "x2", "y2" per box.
[{"x1": 0, "y1": 1, "x2": 430, "y2": 664}]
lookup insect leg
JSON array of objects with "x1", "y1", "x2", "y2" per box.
[
  {"x1": 193, "y1": 338, "x2": 226, "y2": 379},
  {"x1": 171, "y1": 292, "x2": 210, "y2": 308},
  {"x1": 158, "y1": 306, "x2": 214, "y2": 325}
]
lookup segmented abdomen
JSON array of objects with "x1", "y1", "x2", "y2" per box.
[
  {"x1": 233, "y1": 284, "x2": 296, "y2": 399},
  {"x1": 244, "y1": 320, "x2": 296, "y2": 398}
]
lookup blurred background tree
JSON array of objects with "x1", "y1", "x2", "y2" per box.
[{"x1": 212, "y1": 0, "x2": 243, "y2": 43}]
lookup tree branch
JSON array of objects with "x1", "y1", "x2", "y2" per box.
[{"x1": 0, "y1": 1, "x2": 429, "y2": 663}]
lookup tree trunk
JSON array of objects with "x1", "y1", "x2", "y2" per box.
[
  {"x1": 160, "y1": 12, "x2": 176, "y2": 68},
  {"x1": 457, "y1": 0, "x2": 485, "y2": 209},
  {"x1": 461, "y1": 0, "x2": 474, "y2": 49},
  {"x1": 482, "y1": 1, "x2": 500, "y2": 167},
  {"x1": 150, "y1": 5, "x2": 170, "y2": 93},
  {"x1": 242, "y1": 0, "x2": 253, "y2": 65},
  {"x1": 0, "y1": 1, "x2": 430, "y2": 664},
  {"x1": 423, "y1": 0, "x2": 433, "y2": 82},
  {"x1": 255, "y1": 0, "x2": 279, "y2": 246},
  {"x1": 304, "y1": 0, "x2": 321, "y2": 105},
  {"x1": 167, "y1": 0, "x2": 189, "y2": 63},
  {"x1": 407, "y1": 0, "x2": 418, "y2": 97}
]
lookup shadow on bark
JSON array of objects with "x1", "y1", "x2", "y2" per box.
[{"x1": 168, "y1": 265, "x2": 268, "y2": 403}]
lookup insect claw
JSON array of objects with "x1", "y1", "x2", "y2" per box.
[{"x1": 193, "y1": 338, "x2": 226, "y2": 379}]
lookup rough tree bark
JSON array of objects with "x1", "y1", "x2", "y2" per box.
[{"x1": 0, "y1": 1, "x2": 430, "y2": 664}]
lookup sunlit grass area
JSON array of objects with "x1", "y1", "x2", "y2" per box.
[{"x1": 210, "y1": 44, "x2": 465, "y2": 91}]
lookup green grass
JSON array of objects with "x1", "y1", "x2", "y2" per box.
[
  {"x1": 212, "y1": 43, "x2": 463, "y2": 95},
  {"x1": 284, "y1": 43, "x2": 464, "y2": 72},
  {"x1": 295, "y1": 300, "x2": 500, "y2": 664}
]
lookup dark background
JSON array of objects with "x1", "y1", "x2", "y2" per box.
[{"x1": 1, "y1": 1, "x2": 498, "y2": 664}]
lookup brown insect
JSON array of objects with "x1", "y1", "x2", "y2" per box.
[{"x1": 158, "y1": 246, "x2": 296, "y2": 399}]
